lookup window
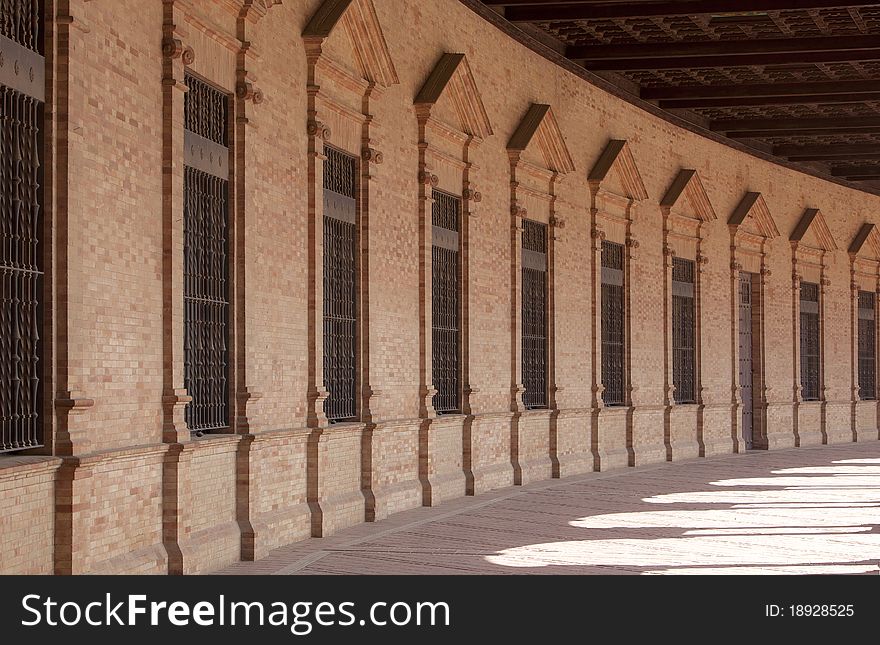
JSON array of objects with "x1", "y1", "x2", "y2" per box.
[
  {"x1": 431, "y1": 190, "x2": 460, "y2": 414},
  {"x1": 521, "y1": 219, "x2": 547, "y2": 410},
  {"x1": 799, "y1": 282, "x2": 820, "y2": 402},
  {"x1": 858, "y1": 290, "x2": 876, "y2": 401},
  {"x1": 183, "y1": 72, "x2": 230, "y2": 433},
  {"x1": 601, "y1": 241, "x2": 626, "y2": 406},
  {"x1": 1, "y1": 0, "x2": 44, "y2": 453},
  {"x1": 322, "y1": 146, "x2": 358, "y2": 422},
  {"x1": 672, "y1": 258, "x2": 696, "y2": 404}
]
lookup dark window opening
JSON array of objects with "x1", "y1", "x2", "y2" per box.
[
  {"x1": 522, "y1": 219, "x2": 547, "y2": 410},
  {"x1": 858, "y1": 290, "x2": 876, "y2": 401},
  {"x1": 672, "y1": 257, "x2": 696, "y2": 404},
  {"x1": 322, "y1": 146, "x2": 358, "y2": 423},
  {"x1": 799, "y1": 282, "x2": 821, "y2": 402},
  {"x1": 1, "y1": 0, "x2": 44, "y2": 453},
  {"x1": 183, "y1": 72, "x2": 230, "y2": 434},
  {"x1": 431, "y1": 190, "x2": 460, "y2": 415},
  {"x1": 601, "y1": 241, "x2": 625, "y2": 407}
]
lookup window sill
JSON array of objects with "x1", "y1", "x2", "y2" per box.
[
  {"x1": 327, "y1": 419, "x2": 361, "y2": 427},
  {"x1": 190, "y1": 428, "x2": 231, "y2": 438},
  {"x1": 521, "y1": 407, "x2": 553, "y2": 417},
  {"x1": 0, "y1": 454, "x2": 62, "y2": 478}
]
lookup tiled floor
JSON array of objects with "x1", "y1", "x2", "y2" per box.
[{"x1": 218, "y1": 442, "x2": 880, "y2": 575}]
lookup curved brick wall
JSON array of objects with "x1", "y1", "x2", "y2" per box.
[{"x1": 1, "y1": 0, "x2": 878, "y2": 575}]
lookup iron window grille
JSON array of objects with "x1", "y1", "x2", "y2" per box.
[
  {"x1": 672, "y1": 257, "x2": 696, "y2": 404},
  {"x1": 431, "y1": 190, "x2": 460, "y2": 414},
  {"x1": 521, "y1": 219, "x2": 547, "y2": 410},
  {"x1": 1, "y1": 0, "x2": 44, "y2": 453},
  {"x1": 183, "y1": 72, "x2": 230, "y2": 434},
  {"x1": 323, "y1": 146, "x2": 358, "y2": 423},
  {"x1": 858, "y1": 290, "x2": 876, "y2": 401},
  {"x1": 601, "y1": 241, "x2": 626, "y2": 407},
  {"x1": 799, "y1": 282, "x2": 821, "y2": 402}
]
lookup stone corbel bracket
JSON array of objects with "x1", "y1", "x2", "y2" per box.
[
  {"x1": 362, "y1": 147, "x2": 383, "y2": 165},
  {"x1": 463, "y1": 187, "x2": 482, "y2": 217},
  {"x1": 463, "y1": 188, "x2": 482, "y2": 202},
  {"x1": 419, "y1": 171, "x2": 439, "y2": 188},
  {"x1": 162, "y1": 38, "x2": 195, "y2": 66},
  {"x1": 626, "y1": 236, "x2": 640, "y2": 260},
  {"x1": 511, "y1": 202, "x2": 528, "y2": 219},
  {"x1": 308, "y1": 119, "x2": 332, "y2": 141},
  {"x1": 696, "y1": 253, "x2": 709, "y2": 272},
  {"x1": 237, "y1": 81, "x2": 264, "y2": 105}
]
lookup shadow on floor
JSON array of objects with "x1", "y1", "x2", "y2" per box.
[{"x1": 219, "y1": 443, "x2": 880, "y2": 575}]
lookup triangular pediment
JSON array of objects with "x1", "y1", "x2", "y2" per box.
[
  {"x1": 507, "y1": 104, "x2": 575, "y2": 174},
  {"x1": 790, "y1": 208, "x2": 837, "y2": 252},
  {"x1": 237, "y1": 0, "x2": 283, "y2": 21},
  {"x1": 660, "y1": 169, "x2": 716, "y2": 221},
  {"x1": 303, "y1": 0, "x2": 399, "y2": 87},
  {"x1": 849, "y1": 222, "x2": 880, "y2": 259},
  {"x1": 588, "y1": 139, "x2": 648, "y2": 201},
  {"x1": 728, "y1": 192, "x2": 779, "y2": 239},
  {"x1": 414, "y1": 53, "x2": 493, "y2": 139}
]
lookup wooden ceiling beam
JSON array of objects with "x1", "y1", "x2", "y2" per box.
[
  {"x1": 569, "y1": 35, "x2": 880, "y2": 61},
  {"x1": 578, "y1": 49, "x2": 880, "y2": 70},
  {"x1": 711, "y1": 116, "x2": 880, "y2": 132},
  {"x1": 504, "y1": 1, "x2": 878, "y2": 22},
  {"x1": 788, "y1": 152, "x2": 880, "y2": 162},
  {"x1": 642, "y1": 80, "x2": 880, "y2": 101},
  {"x1": 831, "y1": 166, "x2": 880, "y2": 177},
  {"x1": 660, "y1": 92, "x2": 880, "y2": 108},
  {"x1": 775, "y1": 143, "x2": 880, "y2": 157},
  {"x1": 728, "y1": 128, "x2": 880, "y2": 139}
]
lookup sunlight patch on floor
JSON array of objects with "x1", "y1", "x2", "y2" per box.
[
  {"x1": 486, "y1": 462, "x2": 880, "y2": 574},
  {"x1": 643, "y1": 564, "x2": 880, "y2": 575}
]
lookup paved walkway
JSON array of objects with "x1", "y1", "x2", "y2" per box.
[{"x1": 218, "y1": 442, "x2": 880, "y2": 575}]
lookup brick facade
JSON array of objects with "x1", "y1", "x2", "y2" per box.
[{"x1": 1, "y1": 0, "x2": 879, "y2": 575}]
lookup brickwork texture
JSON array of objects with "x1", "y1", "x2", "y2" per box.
[{"x1": 1, "y1": 0, "x2": 880, "y2": 575}]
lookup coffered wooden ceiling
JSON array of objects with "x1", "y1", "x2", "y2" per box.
[{"x1": 477, "y1": 1, "x2": 880, "y2": 190}]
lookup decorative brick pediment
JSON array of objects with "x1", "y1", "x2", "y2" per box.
[
  {"x1": 790, "y1": 208, "x2": 837, "y2": 252},
  {"x1": 235, "y1": 0, "x2": 283, "y2": 22},
  {"x1": 507, "y1": 104, "x2": 575, "y2": 174},
  {"x1": 849, "y1": 222, "x2": 880, "y2": 260},
  {"x1": 415, "y1": 53, "x2": 493, "y2": 140},
  {"x1": 303, "y1": 0, "x2": 399, "y2": 88},
  {"x1": 728, "y1": 192, "x2": 779, "y2": 240},
  {"x1": 660, "y1": 169, "x2": 716, "y2": 222},
  {"x1": 587, "y1": 139, "x2": 648, "y2": 202}
]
